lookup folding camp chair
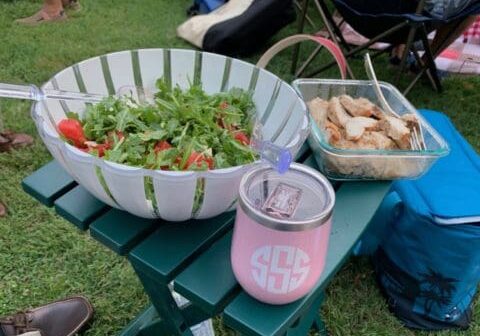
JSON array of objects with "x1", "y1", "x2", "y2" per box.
[{"x1": 293, "y1": 0, "x2": 480, "y2": 94}]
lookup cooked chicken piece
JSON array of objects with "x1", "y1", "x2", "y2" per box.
[
  {"x1": 359, "y1": 131, "x2": 397, "y2": 150},
  {"x1": 401, "y1": 113, "x2": 425, "y2": 149},
  {"x1": 333, "y1": 131, "x2": 396, "y2": 150},
  {"x1": 401, "y1": 113, "x2": 420, "y2": 130},
  {"x1": 379, "y1": 116, "x2": 411, "y2": 149},
  {"x1": 339, "y1": 95, "x2": 383, "y2": 118},
  {"x1": 327, "y1": 97, "x2": 351, "y2": 127},
  {"x1": 307, "y1": 98, "x2": 329, "y2": 129},
  {"x1": 325, "y1": 121, "x2": 342, "y2": 142},
  {"x1": 345, "y1": 117, "x2": 379, "y2": 141}
]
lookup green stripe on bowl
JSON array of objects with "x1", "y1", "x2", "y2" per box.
[
  {"x1": 100, "y1": 55, "x2": 115, "y2": 95},
  {"x1": 283, "y1": 114, "x2": 306, "y2": 147},
  {"x1": 163, "y1": 49, "x2": 172, "y2": 89},
  {"x1": 220, "y1": 57, "x2": 232, "y2": 92},
  {"x1": 270, "y1": 100, "x2": 297, "y2": 143},
  {"x1": 248, "y1": 67, "x2": 260, "y2": 93},
  {"x1": 226, "y1": 198, "x2": 238, "y2": 212},
  {"x1": 193, "y1": 51, "x2": 203, "y2": 86},
  {"x1": 131, "y1": 50, "x2": 145, "y2": 102},
  {"x1": 144, "y1": 176, "x2": 159, "y2": 217},
  {"x1": 192, "y1": 177, "x2": 205, "y2": 218},
  {"x1": 72, "y1": 64, "x2": 88, "y2": 93},
  {"x1": 41, "y1": 100, "x2": 57, "y2": 129},
  {"x1": 50, "y1": 78, "x2": 69, "y2": 114},
  {"x1": 260, "y1": 79, "x2": 281, "y2": 124},
  {"x1": 72, "y1": 64, "x2": 92, "y2": 107},
  {"x1": 95, "y1": 166, "x2": 119, "y2": 206}
]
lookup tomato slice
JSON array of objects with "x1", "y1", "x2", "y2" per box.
[
  {"x1": 85, "y1": 141, "x2": 110, "y2": 157},
  {"x1": 219, "y1": 101, "x2": 229, "y2": 110},
  {"x1": 106, "y1": 131, "x2": 125, "y2": 146},
  {"x1": 154, "y1": 140, "x2": 172, "y2": 154},
  {"x1": 58, "y1": 119, "x2": 87, "y2": 148},
  {"x1": 95, "y1": 143, "x2": 110, "y2": 157},
  {"x1": 204, "y1": 156, "x2": 214, "y2": 170},
  {"x1": 184, "y1": 151, "x2": 214, "y2": 170},
  {"x1": 234, "y1": 131, "x2": 250, "y2": 146}
]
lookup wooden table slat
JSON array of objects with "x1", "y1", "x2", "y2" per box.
[
  {"x1": 223, "y1": 181, "x2": 391, "y2": 336},
  {"x1": 22, "y1": 161, "x2": 76, "y2": 207},
  {"x1": 89, "y1": 209, "x2": 158, "y2": 256},
  {"x1": 174, "y1": 231, "x2": 239, "y2": 315},
  {"x1": 54, "y1": 185, "x2": 110, "y2": 230},
  {"x1": 128, "y1": 212, "x2": 235, "y2": 284}
]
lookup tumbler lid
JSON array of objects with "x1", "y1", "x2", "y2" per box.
[{"x1": 238, "y1": 163, "x2": 335, "y2": 231}]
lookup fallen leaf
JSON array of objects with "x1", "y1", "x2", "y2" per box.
[
  {"x1": 9, "y1": 133, "x2": 34, "y2": 147},
  {"x1": 0, "y1": 135, "x2": 10, "y2": 152},
  {"x1": 0, "y1": 201, "x2": 6, "y2": 218},
  {"x1": 0, "y1": 132, "x2": 34, "y2": 152}
]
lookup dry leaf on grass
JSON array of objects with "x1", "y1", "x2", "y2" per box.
[
  {"x1": 0, "y1": 201, "x2": 6, "y2": 218},
  {"x1": 0, "y1": 130, "x2": 34, "y2": 152}
]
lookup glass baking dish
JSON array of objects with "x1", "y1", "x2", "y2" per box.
[{"x1": 293, "y1": 79, "x2": 450, "y2": 180}]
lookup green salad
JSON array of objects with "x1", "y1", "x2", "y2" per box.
[{"x1": 57, "y1": 78, "x2": 258, "y2": 171}]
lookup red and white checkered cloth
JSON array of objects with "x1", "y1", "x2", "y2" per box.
[{"x1": 463, "y1": 16, "x2": 480, "y2": 43}]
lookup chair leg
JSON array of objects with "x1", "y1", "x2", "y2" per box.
[
  {"x1": 293, "y1": 0, "x2": 355, "y2": 79},
  {"x1": 295, "y1": 44, "x2": 323, "y2": 77},
  {"x1": 313, "y1": 0, "x2": 355, "y2": 78},
  {"x1": 314, "y1": 0, "x2": 350, "y2": 51},
  {"x1": 291, "y1": 0, "x2": 311, "y2": 74},
  {"x1": 418, "y1": 26, "x2": 442, "y2": 92},
  {"x1": 403, "y1": 68, "x2": 426, "y2": 96},
  {"x1": 395, "y1": 25, "x2": 417, "y2": 85},
  {"x1": 305, "y1": 21, "x2": 409, "y2": 78},
  {"x1": 314, "y1": 316, "x2": 328, "y2": 336},
  {"x1": 294, "y1": 0, "x2": 317, "y2": 30},
  {"x1": 411, "y1": 45, "x2": 437, "y2": 90}
]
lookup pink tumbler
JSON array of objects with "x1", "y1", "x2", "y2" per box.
[{"x1": 231, "y1": 163, "x2": 335, "y2": 305}]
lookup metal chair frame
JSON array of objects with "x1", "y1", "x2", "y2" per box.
[{"x1": 292, "y1": 0, "x2": 447, "y2": 95}]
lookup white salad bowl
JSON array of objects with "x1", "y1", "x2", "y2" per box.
[{"x1": 32, "y1": 49, "x2": 309, "y2": 221}]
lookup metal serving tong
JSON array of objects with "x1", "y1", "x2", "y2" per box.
[{"x1": 0, "y1": 82, "x2": 159, "y2": 105}]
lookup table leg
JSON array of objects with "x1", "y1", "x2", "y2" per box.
[
  {"x1": 138, "y1": 318, "x2": 173, "y2": 335},
  {"x1": 117, "y1": 302, "x2": 211, "y2": 336},
  {"x1": 118, "y1": 305, "x2": 158, "y2": 336},
  {"x1": 134, "y1": 271, "x2": 195, "y2": 336},
  {"x1": 313, "y1": 316, "x2": 328, "y2": 336},
  {"x1": 286, "y1": 294, "x2": 326, "y2": 336}
]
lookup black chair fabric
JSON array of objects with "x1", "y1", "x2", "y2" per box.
[{"x1": 332, "y1": 0, "x2": 480, "y2": 44}]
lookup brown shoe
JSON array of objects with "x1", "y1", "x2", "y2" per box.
[
  {"x1": 15, "y1": 9, "x2": 67, "y2": 26},
  {"x1": 0, "y1": 296, "x2": 93, "y2": 336}
]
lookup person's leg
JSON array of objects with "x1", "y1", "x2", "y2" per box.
[
  {"x1": 15, "y1": 0, "x2": 67, "y2": 25},
  {"x1": 42, "y1": 0, "x2": 64, "y2": 17}
]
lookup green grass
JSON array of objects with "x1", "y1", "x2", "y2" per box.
[{"x1": 0, "y1": 0, "x2": 479, "y2": 335}]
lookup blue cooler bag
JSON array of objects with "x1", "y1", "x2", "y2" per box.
[
  {"x1": 372, "y1": 110, "x2": 480, "y2": 330},
  {"x1": 188, "y1": 0, "x2": 227, "y2": 15}
]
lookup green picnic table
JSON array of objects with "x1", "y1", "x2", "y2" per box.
[{"x1": 21, "y1": 146, "x2": 390, "y2": 336}]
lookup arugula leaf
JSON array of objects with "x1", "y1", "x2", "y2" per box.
[{"x1": 77, "y1": 78, "x2": 258, "y2": 171}]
